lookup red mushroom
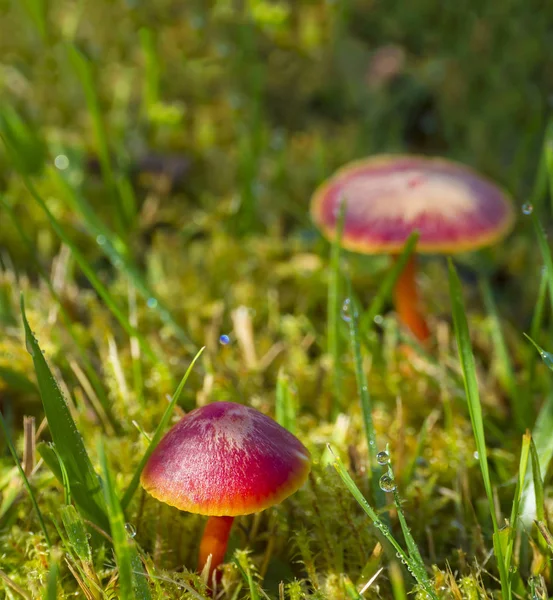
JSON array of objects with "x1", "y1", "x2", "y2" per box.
[
  {"x1": 311, "y1": 155, "x2": 515, "y2": 341},
  {"x1": 141, "y1": 401, "x2": 311, "y2": 582}
]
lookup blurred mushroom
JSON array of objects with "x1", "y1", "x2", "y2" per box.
[
  {"x1": 141, "y1": 401, "x2": 311, "y2": 584},
  {"x1": 310, "y1": 155, "x2": 515, "y2": 341}
]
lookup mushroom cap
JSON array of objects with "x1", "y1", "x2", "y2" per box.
[
  {"x1": 310, "y1": 155, "x2": 515, "y2": 254},
  {"x1": 141, "y1": 402, "x2": 311, "y2": 517}
]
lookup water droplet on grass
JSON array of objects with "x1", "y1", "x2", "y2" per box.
[
  {"x1": 341, "y1": 298, "x2": 352, "y2": 322},
  {"x1": 376, "y1": 451, "x2": 390, "y2": 465},
  {"x1": 25, "y1": 335, "x2": 35, "y2": 357},
  {"x1": 125, "y1": 523, "x2": 137, "y2": 538},
  {"x1": 379, "y1": 474, "x2": 396, "y2": 492},
  {"x1": 147, "y1": 297, "x2": 158, "y2": 309},
  {"x1": 96, "y1": 234, "x2": 106, "y2": 245},
  {"x1": 219, "y1": 334, "x2": 230, "y2": 345},
  {"x1": 522, "y1": 202, "x2": 533, "y2": 215}
]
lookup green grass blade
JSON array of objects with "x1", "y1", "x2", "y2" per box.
[
  {"x1": 120, "y1": 347, "x2": 205, "y2": 510},
  {"x1": 359, "y1": 231, "x2": 419, "y2": 334},
  {"x1": 328, "y1": 200, "x2": 346, "y2": 417},
  {"x1": 21, "y1": 297, "x2": 109, "y2": 531},
  {"x1": 1, "y1": 196, "x2": 119, "y2": 430},
  {"x1": 535, "y1": 521, "x2": 553, "y2": 551},
  {"x1": 545, "y1": 118, "x2": 553, "y2": 217},
  {"x1": 479, "y1": 277, "x2": 526, "y2": 430},
  {"x1": 98, "y1": 440, "x2": 152, "y2": 600},
  {"x1": 234, "y1": 552, "x2": 261, "y2": 600},
  {"x1": 448, "y1": 260, "x2": 510, "y2": 599},
  {"x1": 520, "y1": 346, "x2": 553, "y2": 527},
  {"x1": 275, "y1": 369, "x2": 298, "y2": 434},
  {"x1": 343, "y1": 575, "x2": 363, "y2": 600},
  {"x1": 0, "y1": 106, "x2": 46, "y2": 175},
  {"x1": 19, "y1": 0, "x2": 48, "y2": 41},
  {"x1": 0, "y1": 412, "x2": 51, "y2": 547},
  {"x1": 530, "y1": 439, "x2": 545, "y2": 524},
  {"x1": 331, "y1": 448, "x2": 436, "y2": 598},
  {"x1": 43, "y1": 560, "x2": 59, "y2": 600},
  {"x1": 524, "y1": 270, "x2": 548, "y2": 402},
  {"x1": 505, "y1": 433, "x2": 531, "y2": 571},
  {"x1": 67, "y1": 45, "x2": 127, "y2": 234},
  {"x1": 344, "y1": 292, "x2": 384, "y2": 508},
  {"x1": 383, "y1": 457, "x2": 434, "y2": 597},
  {"x1": 7, "y1": 170, "x2": 159, "y2": 362},
  {"x1": 49, "y1": 168, "x2": 194, "y2": 351},
  {"x1": 61, "y1": 505, "x2": 93, "y2": 563},
  {"x1": 139, "y1": 28, "x2": 160, "y2": 114},
  {"x1": 531, "y1": 213, "x2": 553, "y2": 320}
]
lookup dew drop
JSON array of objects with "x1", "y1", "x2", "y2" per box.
[
  {"x1": 146, "y1": 297, "x2": 158, "y2": 309},
  {"x1": 379, "y1": 474, "x2": 396, "y2": 492},
  {"x1": 219, "y1": 334, "x2": 230, "y2": 345},
  {"x1": 341, "y1": 298, "x2": 352, "y2": 322},
  {"x1": 342, "y1": 298, "x2": 357, "y2": 323},
  {"x1": 373, "y1": 314, "x2": 384, "y2": 326},
  {"x1": 473, "y1": 451, "x2": 479, "y2": 460},
  {"x1": 96, "y1": 234, "x2": 106, "y2": 246},
  {"x1": 54, "y1": 154, "x2": 70, "y2": 170},
  {"x1": 522, "y1": 202, "x2": 533, "y2": 215},
  {"x1": 125, "y1": 523, "x2": 137, "y2": 538},
  {"x1": 538, "y1": 348, "x2": 553, "y2": 370},
  {"x1": 25, "y1": 335, "x2": 35, "y2": 357},
  {"x1": 376, "y1": 450, "x2": 390, "y2": 465}
]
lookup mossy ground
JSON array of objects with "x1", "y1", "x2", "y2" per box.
[{"x1": 0, "y1": 1, "x2": 552, "y2": 598}]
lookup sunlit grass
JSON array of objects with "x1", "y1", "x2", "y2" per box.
[{"x1": 0, "y1": 0, "x2": 551, "y2": 598}]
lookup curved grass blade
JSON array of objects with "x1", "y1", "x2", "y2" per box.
[
  {"x1": 331, "y1": 448, "x2": 437, "y2": 599},
  {"x1": 120, "y1": 346, "x2": 205, "y2": 510},
  {"x1": 1, "y1": 196, "x2": 119, "y2": 430},
  {"x1": 0, "y1": 412, "x2": 51, "y2": 547},
  {"x1": 520, "y1": 336, "x2": 553, "y2": 525},
  {"x1": 50, "y1": 169, "x2": 195, "y2": 351},
  {"x1": 98, "y1": 440, "x2": 152, "y2": 600},
  {"x1": 344, "y1": 290, "x2": 384, "y2": 509},
  {"x1": 6, "y1": 170, "x2": 159, "y2": 362},
  {"x1": 385, "y1": 460, "x2": 427, "y2": 578},
  {"x1": 21, "y1": 297, "x2": 109, "y2": 531},
  {"x1": 504, "y1": 433, "x2": 531, "y2": 571},
  {"x1": 448, "y1": 260, "x2": 510, "y2": 599}
]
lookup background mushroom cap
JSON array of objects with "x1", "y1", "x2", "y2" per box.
[
  {"x1": 311, "y1": 155, "x2": 515, "y2": 254},
  {"x1": 141, "y1": 402, "x2": 311, "y2": 516}
]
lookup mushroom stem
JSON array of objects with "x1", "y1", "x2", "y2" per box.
[
  {"x1": 392, "y1": 254, "x2": 430, "y2": 342},
  {"x1": 198, "y1": 515, "x2": 235, "y2": 580}
]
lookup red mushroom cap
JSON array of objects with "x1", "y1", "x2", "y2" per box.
[
  {"x1": 141, "y1": 402, "x2": 311, "y2": 516},
  {"x1": 311, "y1": 155, "x2": 515, "y2": 254}
]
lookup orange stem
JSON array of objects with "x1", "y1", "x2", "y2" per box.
[
  {"x1": 392, "y1": 254, "x2": 430, "y2": 342},
  {"x1": 198, "y1": 516, "x2": 235, "y2": 582}
]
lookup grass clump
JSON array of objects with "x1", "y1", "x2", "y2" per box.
[{"x1": 0, "y1": 0, "x2": 552, "y2": 598}]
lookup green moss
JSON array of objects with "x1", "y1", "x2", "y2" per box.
[{"x1": 0, "y1": 0, "x2": 551, "y2": 597}]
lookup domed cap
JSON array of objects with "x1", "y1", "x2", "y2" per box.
[
  {"x1": 141, "y1": 402, "x2": 311, "y2": 516},
  {"x1": 311, "y1": 155, "x2": 515, "y2": 254}
]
